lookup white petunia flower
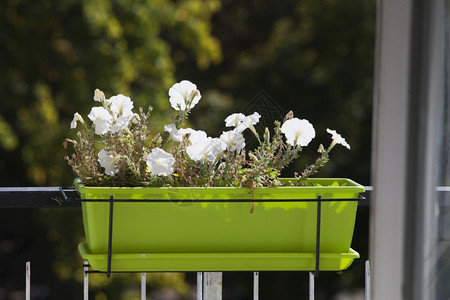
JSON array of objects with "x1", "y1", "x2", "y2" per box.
[
  {"x1": 70, "y1": 112, "x2": 84, "y2": 129},
  {"x1": 168, "y1": 80, "x2": 201, "y2": 111},
  {"x1": 182, "y1": 129, "x2": 207, "y2": 144},
  {"x1": 235, "y1": 112, "x2": 261, "y2": 133},
  {"x1": 164, "y1": 124, "x2": 182, "y2": 141},
  {"x1": 208, "y1": 138, "x2": 227, "y2": 161},
  {"x1": 146, "y1": 147, "x2": 175, "y2": 176},
  {"x1": 186, "y1": 142, "x2": 206, "y2": 162},
  {"x1": 93, "y1": 89, "x2": 105, "y2": 102},
  {"x1": 110, "y1": 114, "x2": 133, "y2": 133},
  {"x1": 326, "y1": 128, "x2": 351, "y2": 150},
  {"x1": 220, "y1": 130, "x2": 245, "y2": 151},
  {"x1": 186, "y1": 137, "x2": 225, "y2": 162},
  {"x1": 164, "y1": 125, "x2": 208, "y2": 144},
  {"x1": 281, "y1": 118, "x2": 315, "y2": 147},
  {"x1": 108, "y1": 94, "x2": 134, "y2": 118},
  {"x1": 98, "y1": 149, "x2": 120, "y2": 176},
  {"x1": 88, "y1": 107, "x2": 113, "y2": 135},
  {"x1": 243, "y1": 112, "x2": 261, "y2": 125},
  {"x1": 101, "y1": 94, "x2": 135, "y2": 132},
  {"x1": 225, "y1": 113, "x2": 245, "y2": 127}
]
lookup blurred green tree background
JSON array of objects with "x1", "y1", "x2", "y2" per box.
[{"x1": 0, "y1": 0, "x2": 374, "y2": 299}]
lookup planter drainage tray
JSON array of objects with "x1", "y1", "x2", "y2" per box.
[{"x1": 79, "y1": 242, "x2": 359, "y2": 272}]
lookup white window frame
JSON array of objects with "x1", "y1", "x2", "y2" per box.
[{"x1": 371, "y1": 0, "x2": 446, "y2": 299}]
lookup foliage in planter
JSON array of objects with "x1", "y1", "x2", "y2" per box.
[{"x1": 64, "y1": 80, "x2": 350, "y2": 188}]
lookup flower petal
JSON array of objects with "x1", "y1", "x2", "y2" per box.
[
  {"x1": 146, "y1": 147, "x2": 175, "y2": 176},
  {"x1": 220, "y1": 130, "x2": 245, "y2": 151},
  {"x1": 88, "y1": 107, "x2": 113, "y2": 135},
  {"x1": 98, "y1": 149, "x2": 119, "y2": 175},
  {"x1": 108, "y1": 94, "x2": 134, "y2": 118},
  {"x1": 225, "y1": 113, "x2": 245, "y2": 127},
  {"x1": 168, "y1": 80, "x2": 201, "y2": 111},
  {"x1": 281, "y1": 118, "x2": 315, "y2": 146},
  {"x1": 326, "y1": 128, "x2": 351, "y2": 149}
]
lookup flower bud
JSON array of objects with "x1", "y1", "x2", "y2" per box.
[
  {"x1": 131, "y1": 113, "x2": 140, "y2": 124},
  {"x1": 285, "y1": 111, "x2": 294, "y2": 121},
  {"x1": 93, "y1": 89, "x2": 105, "y2": 102},
  {"x1": 318, "y1": 144, "x2": 325, "y2": 153},
  {"x1": 70, "y1": 112, "x2": 84, "y2": 129},
  {"x1": 248, "y1": 152, "x2": 259, "y2": 162},
  {"x1": 152, "y1": 133, "x2": 162, "y2": 146}
]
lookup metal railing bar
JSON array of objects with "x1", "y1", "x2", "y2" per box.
[
  {"x1": 253, "y1": 272, "x2": 259, "y2": 300},
  {"x1": 106, "y1": 196, "x2": 114, "y2": 278},
  {"x1": 313, "y1": 195, "x2": 322, "y2": 278},
  {"x1": 365, "y1": 260, "x2": 371, "y2": 300},
  {"x1": 197, "y1": 272, "x2": 203, "y2": 300},
  {"x1": 0, "y1": 186, "x2": 374, "y2": 207},
  {"x1": 62, "y1": 196, "x2": 366, "y2": 203},
  {"x1": 84, "y1": 261, "x2": 89, "y2": 300},
  {"x1": 25, "y1": 262, "x2": 30, "y2": 300},
  {"x1": 309, "y1": 272, "x2": 315, "y2": 300},
  {"x1": 141, "y1": 273, "x2": 146, "y2": 300},
  {"x1": 0, "y1": 187, "x2": 80, "y2": 208},
  {"x1": 436, "y1": 186, "x2": 450, "y2": 191}
]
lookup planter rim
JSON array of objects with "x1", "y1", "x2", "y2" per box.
[{"x1": 75, "y1": 178, "x2": 364, "y2": 192}]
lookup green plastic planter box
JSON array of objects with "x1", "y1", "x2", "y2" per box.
[{"x1": 76, "y1": 178, "x2": 364, "y2": 272}]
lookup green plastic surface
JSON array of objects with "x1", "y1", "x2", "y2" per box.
[
  {"x1": 79, "y1": 242, "x2": 360, "y2": 272},
  {"x1": 77, "y1": 178, "x2": 364, "y2": 271}
]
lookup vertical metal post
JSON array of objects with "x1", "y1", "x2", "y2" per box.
[
  {"x1": 203, "y1": 272, "x2": 222, "y2": 300},
  {"x1": 106, "y1": 195, "x2": 114, "y2": 278},
  {"x1": 84, "y1": 261, "x2": 89, "y2": 300},
  {"x1": 365, "y1": 260, "x2": 371, "y2": 300},
  {"x1": 253, "y1": 272, "x2": 259, "y2": 300},
  {"x1": 141, "y1": 273, "x2": 146, "y2": 300},
  {"x1": 314, "y1": 195, "x2": 322, "y2": 277},
  {"x1": 25, "y1": 261, "x2": 30, "y2": 300},
  {"x1": 197, "y1": 272, "x2": 203, "y2": 300},
  {"x1": 309, "y1": 272, "x2": 315, "y2": 300}
]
